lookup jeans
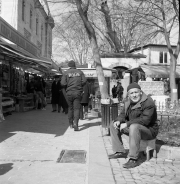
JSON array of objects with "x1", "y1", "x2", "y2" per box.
[
  {"x1": 35, "y1": 91, "x2": 45, "y2": 109},
  {"x1": 110, "y1": 122, "x2": 154, "y2": 159},
  {"x1": 66, "y1": 91, "x2": 82, "y2": 126}
]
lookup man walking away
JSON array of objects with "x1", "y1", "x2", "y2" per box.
[
  {"x1": 61, "y1": 60, "x2": 87, "y2": 131},
  {"x1": 108, "y1": 82, "x2": 159, "y2": 169}
]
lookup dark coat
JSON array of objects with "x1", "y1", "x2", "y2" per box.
[
  {"x1": 51, "y1": 80, "x2": 59, "y2": 104},
  {"x1": 61, "y1": 67, "x2": 87, "y2": 93},
  {"x1": 116, "y1": 84, "x2": 124, "y2": 95},
  {"x1": 115, "y1": 93, "x2": 159, "y2": 138},
  {"x1": 57, "y1": 81, "x2": 68, "y2": 108},
  {"x1": 81, "y1": 82, "x2": 90, "y2": 104}
]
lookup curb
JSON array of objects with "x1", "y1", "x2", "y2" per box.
[
  {"x1": 87, "y1": 117, "x2": 115, "y2": 184},
  {"x1": 156, "y1": 143, "x2": 180, "y2": 161}
]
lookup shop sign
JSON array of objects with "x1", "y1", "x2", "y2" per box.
[
  {"x1": 138, "y1": 81, "x2": 164, "y2": 95},
  {"x1": 82, "y1": 69, "x2": 112, "y2": 78},
  {"x1": 0, "y1": 17, "x2": 38, "y2": 57}
]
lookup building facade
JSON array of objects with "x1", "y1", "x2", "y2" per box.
[
  {"x1": 129, "y1": 44, "x2": 180, "y2": 65},
  {"x1": 0, "y1": 0, "x2": 54, "y2": 59}
]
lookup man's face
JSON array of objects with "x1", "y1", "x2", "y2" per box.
[{"x1": 128, "y1": 88, "x2": 142, "y2": 103}]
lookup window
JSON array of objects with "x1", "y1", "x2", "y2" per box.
[
  {"x1": 30, "y1": 5, "x2": 33, "y2": 29},
  {"x1": 48, "y1": 32, "x2": 51, "y2": 47},
  {"x1": 22, "y1": 0, "x2": 25, "y2": 21},
  {"x1": 159, "y1": 52, "x2": 168, "y2": 63},
  {"x1": 159, "y1": 52, "x2": 163, "y2": 63},
  {"x1": 41, "y1": 24, "x2": 43, "y2": 41},
  {"x1": 36, "y1": 16, "x2": 39, "y2": 35},
  {"x1": 164, "y1": 52, "x2": 167, "y2": 63},
  {"x1": 0, "y1": 0, "x2": 2, "y2": 14}
]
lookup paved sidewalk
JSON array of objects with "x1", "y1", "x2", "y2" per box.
[
  {"x1": 1, "y1": 105, "x2": 180, "y2": 184},
  {"x1": 0, "y1": 105, "x2": 89, "y2": 184}
]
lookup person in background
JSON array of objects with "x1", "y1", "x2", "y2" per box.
[
  {"x1": 116, "y1": 81, "x2": 124, "y2": 101},
  {"x1": 41, "y1": 78, "x2": 47, "y2": 108},
  {"x1": 51, "y1": 76, "x2": 59, "y2": 112},
  {"x1": 88, "y1": 81, "x2": 95, "y2": 110},
  {"x1": 34, "y1": 77, "x2": 46, "y2": 110},
  {"x1": 57, "y1": 75, "x2": 68, "y2": 114},
  {"x1": 108, "y1": 83, "x2": 159, "y2": 169},
  {"x1": 61, "y1": 60, "x2": 87, "y2": 131},
  {"x1": 80, "y1": 81, "x2": 90, "y2": 120},
  {"x1": 112, "y1": 85, "x2": 117, "y2": 98},
  {"x1": 26, "y1": 77, "x2": 37, "y2": 108}
]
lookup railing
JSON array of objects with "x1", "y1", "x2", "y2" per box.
[{"x1": 155, "y1": 100, "x2": 180, "y2": 146}]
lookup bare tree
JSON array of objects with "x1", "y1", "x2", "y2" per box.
[
  {"x1": 128, "y1": 0, "x2": 179, "y2": 101},
  {"x1": 52, "y1": 11, "x2": 92, "y2": 64},
  {"x1": 48, "y1": 0, "x2": 109, "y2": 99},
  {"x1": 75, "y1": 0, "x2": 109, "y2": 99}
]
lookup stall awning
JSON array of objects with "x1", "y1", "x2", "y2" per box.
[
  {"x1": 0, "y1": 44, "x2": 52, "y2": 66},
  {"x1": 61, "y1": 67, "x2": 114, "y2": 78},
  {"x1": 141, "y1": 65, "x2": 180, "y2": 78}
]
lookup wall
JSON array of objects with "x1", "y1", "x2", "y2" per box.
[
  {"x1": 101, "y1": 58, "x2": 142, "y2": 69},
  {"x1": 0, "y1": 0, "x2": 53, "y2": 60},
  {"x1": 0, "y1": 0, "x2": 18, "y2": 29},
  {"x1": 132, "y1": 46, "x2": 180, "y2": 64}
]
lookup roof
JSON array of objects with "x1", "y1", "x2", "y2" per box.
[
  {"x1": 61, "y1": 66, "x2": 116, "y2": 72},
  {"x1": 100, "y1": 52, "x2": 146, "y2": 58},
  {"x1": 129, "y1": 44, "x2": 177, "y2": 53},
  {"x1": 140, "y1": 64, "x2": 180, "y2": 78}
]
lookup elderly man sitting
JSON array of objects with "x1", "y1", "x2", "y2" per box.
[{"x1": 108, "y1": 83, "x2": 159, "y2": 169}]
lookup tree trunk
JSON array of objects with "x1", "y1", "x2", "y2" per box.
[
  {"x1": 169, "y1": 56, "x2": 178, "y2": 102},
  {"x1": 75, "y1": 0, "x2": 109, "y2": 99},
  {"x1": 101, "y1": 2, "x2": 122, "y2": 52},
  {"x1": 161, "y1": 0, "x2": 179, "y2": 102}
]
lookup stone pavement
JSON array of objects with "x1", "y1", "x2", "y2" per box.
[
  {"x1": 0, "y1": 105, "x2": 180, "y2": 184},
  {"x1": 102, "y1": 131, "x2": 180, "y2": 184}
]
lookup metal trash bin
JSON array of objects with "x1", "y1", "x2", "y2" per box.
[
  {"x1": 111, "y1": 103, "x2": 118, "y2": 121},
  {"x1": 101, "y1": 102, "x2": 118, "y2": 128},
  {"x1": 101, "y1": 104, "x2": 111, "y2": 128}
]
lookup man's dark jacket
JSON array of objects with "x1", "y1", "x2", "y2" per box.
[
  {"x1": 115, "y1": 93, "x2": 159, "y2": 138},
  {"x1": 61, "y1": 67, "x2": 87, "y2": 93}
]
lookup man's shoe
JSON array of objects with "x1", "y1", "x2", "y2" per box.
[
  {"x1": 74, "y1": 126, "x2": 79, "y2": 131},
  {"x1": 108, "y1": 152, "x2": 126, "y2": 159},
  {"x1": 123, "y1": 159, "x2": 139, "y2": 169},
  {"x1": 52, "y1": 110, "x2": 56, "y2": 112}
]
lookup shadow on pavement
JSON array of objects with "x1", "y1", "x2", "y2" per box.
[
  {"x1": 0, "y1": 163, "x2": 13, "y2": 175},
  {"x1": 79, "y1": 121, "x2": 100, "y2": 131},
  {"x1": 0, "y1": 105, "x2": 69, "y2": 142}
]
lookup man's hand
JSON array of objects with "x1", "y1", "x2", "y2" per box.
[
  {"x1": 113, "y1": 121, "x2": 120, "y2": 129},
  {"x1": 120, "y1": 123, "x2": 127, "y2": 131}
]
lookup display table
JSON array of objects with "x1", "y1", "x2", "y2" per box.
[
  {"x1": 2, "y1": 97, "x2": 14, "y2": 114},
  {"x1": 17, "y1": 96, "x2": 34, "y2": 112}
]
